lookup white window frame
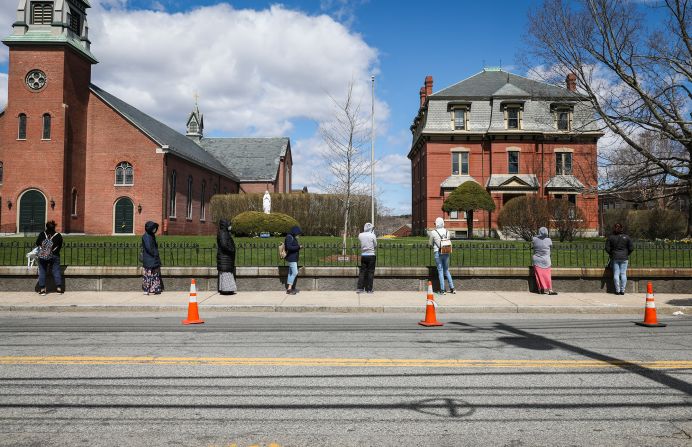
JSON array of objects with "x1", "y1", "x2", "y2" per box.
[
  {"x1": 451, "y1": 107, "x2": 469, "y2": 130},
  {"x1": 556, "y1": 151, "x2": 573, "y2": 175},
  {"x1": 504, "y1": 106, "x2": 522, "y2": 130},
  {"x1": 554, "y1": 108, "x2": 573, "y2": 131},
  {"x1": 451, "y1": 151, "x2": 469, "y2": 176},
  {"x1": 114, "y1": 162, "x2": 134, "y2": 186}
]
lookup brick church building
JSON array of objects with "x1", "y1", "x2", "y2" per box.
[
  {"x1": 0, "y1": 0, "x2": 292, "y2": 235},
  {"x1": 408, "y1": 69, "x2": 602, "y2": 237}
]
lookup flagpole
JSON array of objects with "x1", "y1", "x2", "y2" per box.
[{"x1": 370, "y1": 75, "x2": 375, "y2": 227}]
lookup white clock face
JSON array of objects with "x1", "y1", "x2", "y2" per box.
[{"x1": 26, "y1": 70, "x2": 47, "y2": 90}]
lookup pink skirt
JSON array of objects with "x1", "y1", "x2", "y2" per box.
[{"x1": 534, "y1": 266, "x2": 552, "y2": 291}]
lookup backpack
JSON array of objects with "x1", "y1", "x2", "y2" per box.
[
  {"x1": 436, "y1": 229, "x2": 453, "y2": 254},
  {"x1": 278, "y1": 242, "x2": 287, "y2": 260},
  {"x1": 37, "y1": 232, "x2": 55, "y2": 260}
]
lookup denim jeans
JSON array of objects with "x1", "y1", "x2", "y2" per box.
[
  {"x1": 287, "y1": 261, "x2": 298, "y2": 287},
  {"x1": 612, "y1": 260, "x2": 628, "y2": 293},
  {"x1": 38, "y1": 255, "x2": 63, "y2": 289},
  {"x1": 434, "y1": 251, "x2": 454, "y2": 291}
]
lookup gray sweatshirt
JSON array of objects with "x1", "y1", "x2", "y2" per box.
[
  {"x1": 532, "y1": 227, "x2": 552, "y2": 268},
  {"x1": 358, "y1": 223, "x2": 377, "y2": 256}
]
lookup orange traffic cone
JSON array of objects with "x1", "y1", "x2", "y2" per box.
[
  {"x1": 419, "y1": 281, "x2": 443, "y2": 327},
  {"x1": 182, "y1": 279, "x2": 204, "y2": 325},
  {"x1": 635, "y1": 282, "x2": 666, "y2": 327}
]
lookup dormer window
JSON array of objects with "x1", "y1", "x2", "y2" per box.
[
  {"x1": 449, "y1": 104, "x2": 469, "y2": 130},
  {"x1": 555, "y1": 109, "x2": 572, "y2": 130},
  {"x1": 31, "y1": 2, "x2": 53, "y2": 25},
  {"x1": 506, "y1": 106, "x2": 521, "y2": 129}
]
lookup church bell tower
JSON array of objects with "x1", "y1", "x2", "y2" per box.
[{"x1": 0, "y1": 0, "x2": 97, "y2": 233}]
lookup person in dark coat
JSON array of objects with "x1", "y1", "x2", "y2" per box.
[
  {"x1": 216, "y1": 219, "x2": 237, "y2": 295},
  {"x1": 605, "y1": 223, "x2": 634, "y2": 295},
  {"x1": 141, "y1": 221, "x2": 163, "y2": 295},
  {"x1": 284, "y1": 226, "x2": 302, "y2": 295},
  {"x1": 35, "y1": 220, "x2": 64, "y2": 295}
]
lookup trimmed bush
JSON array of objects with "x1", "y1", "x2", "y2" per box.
[
  {"x1": 231, "y1": 211, "x2": 299, "y2": 237},
  {"x1": 211, "y1": 192, "x2": 376, "y2": 236},
  {"x1": 442, "y1": 182, "x2": 495, "y2": 239}
]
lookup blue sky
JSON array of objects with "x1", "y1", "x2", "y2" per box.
[{"x1": 0, "y1": 0, "x2": 639, "y2": 215}]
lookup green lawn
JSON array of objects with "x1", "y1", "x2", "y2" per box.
[{"x1": 1, "y1": 235, "x2": 690, "y2": 268}]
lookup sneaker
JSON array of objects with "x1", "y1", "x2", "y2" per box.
[
  {"x1": 356, "y1": 289, "x2": 364, "y2": 294},
  {"x1": 449, "y1": 288, "x2": 456, "y2": 294},
  {"x1": 39, "y1": 289, "x2": 46, "y2": 296},
  {"x1": 437, "y1": 290, "x2": 446, "y2": 295},
  {"x1": 143, "y1": 292, "x2": 149, "y2": 295},
  {"x1": 56, "y1": 287, "x2": 64, "y2": 294},
  {"x1": 548, "y1": 290, "x2": 558, "y2": 295},
  {"x1": 366, "y1": 290, "x2": 374, "y2": 294},
  {"x1": 288, "y1": 289, "x2": 298, "y2": 295}
]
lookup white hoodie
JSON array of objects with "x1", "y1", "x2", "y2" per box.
[{"x1": 428, "y1": 217, "x2": 449, "y2": 253}]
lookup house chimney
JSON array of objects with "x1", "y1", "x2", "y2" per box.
[
  {"x1": 419, "y1": 87, "x2": 426, "y2": 107},
  {"x1": 425, "y1": 75, "x2": 433, "y2": 96},
  {"x1": 566, "y1": 73, "x2": 577, "y2": 92}
]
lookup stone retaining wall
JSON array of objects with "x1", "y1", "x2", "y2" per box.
[{"x1": 0, "y1": 266, "x2": 690, "y2": 293}]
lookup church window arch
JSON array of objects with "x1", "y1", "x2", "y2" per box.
[
  {"x1": 31, "y1": 2, "x2": 53, "y2": 25},
  {"x1": 18, "y1": 114, "x2": 26, "y2": 139},
  {"x1": 115, "y1": 162, "x2": 134, "y2": 185},
  {"x1": 169, "y1": 170, "x2": 177, "y2": 218},
  {"x1": 186, "y1": 176, "x2": 193, "y2": 219},
  {"x1": 42, "y1": 114, "x2": 51, "y2": 140}
]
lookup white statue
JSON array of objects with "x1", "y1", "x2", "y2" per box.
[{"x1": 263, "y1": 191, "x2": 271, "y2": 214}]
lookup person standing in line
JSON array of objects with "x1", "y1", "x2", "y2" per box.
[
  {"x1": 35, "y1": 220, "x2": 63, "y2": 295},
  {"x1": 141, "y1": 221, "x2": 163, "y2": 295},
  {"x1": 356, "y1": 222, "x2": 377, "y2": 294},
  {"x1": 428, "y1": 217, "x2": 455, "y2": 295},
  {"x1": 216, "y1": 219, "x2": 237, "y2": 295},
  {"x1": 285, "y1": 226, "x2": 302, "y2": 295},
  {"x1": 605, "y1": 223, "x2": 634, "y2": 295},
  {"x1": 532, "y1": 226, "x2": 557, "y2": 295}
]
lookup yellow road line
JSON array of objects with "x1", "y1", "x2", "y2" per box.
[{"x1": 0, "y1": 356, "x2": 690, "y2": 369}]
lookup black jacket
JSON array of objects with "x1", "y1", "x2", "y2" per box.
[
  {"x1": 216, "y1": 219, "x2": 236, "y2": 272},
  {"x1": 605, "y1": 233, "x2": 634, "y2": 262},
  {"x1": 141, "y1": 221, "x2": 161, "y2": 269},
  {"x1": 35, "y1": 231, "x2": 63, "y2": 257},
  {"x1": 284, "y1": 226, "x2": 302, "y2": 263}
]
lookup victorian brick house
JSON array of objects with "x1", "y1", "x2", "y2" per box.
[
  {"x1": 0, "y1": 0, "x2": 292, "y2": 235},
  {"x1": 408, "y1": 69, "x2": 602, "y2": 237}
]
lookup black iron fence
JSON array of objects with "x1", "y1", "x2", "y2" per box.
[{"x1": 1, "y1": 241, "x2": 691, "y2": 268}]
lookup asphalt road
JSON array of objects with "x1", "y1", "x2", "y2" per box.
[{"x1": 0, "y1": 312, "x2": 690, "y2": 447}]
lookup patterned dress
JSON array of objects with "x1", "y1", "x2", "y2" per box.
[{"x1": 142, "y1": 267, "x2": 163, "y2": 294}]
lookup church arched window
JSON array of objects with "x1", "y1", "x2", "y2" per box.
[
  {"x1": 186, "y1": 176, "x2": 193, "y2": 219},
  {"x1": 18, "y1": 114, "x2": 26, "y2": 139},
  {"x1": 31, "y1": 2, "x2": 53, "y2": 25},
  {"x1": 115, "y1": 162, "x2": 134, "y2": 185},
  {"x1": 42, "y1": 114, "x2": 51, "y2": 140}
]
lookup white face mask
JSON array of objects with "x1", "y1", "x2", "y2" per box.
[{"x1": 227, "y1": 226, "x2": 232, "y2": 231}]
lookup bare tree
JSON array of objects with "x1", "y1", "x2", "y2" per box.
[
  {"x1": 525, "y1": 0, "x2": 692, "y2": 234},
  {"x1": 320, "y1": 81, "x2": 371, "y2": 254}
]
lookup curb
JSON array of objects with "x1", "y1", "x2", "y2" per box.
[{"x1": 0, "y1": 305, "x2": 687, "y2": 315}]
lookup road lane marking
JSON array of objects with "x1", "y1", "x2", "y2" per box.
[{"x1": 0, "y1": 356, "x2": 690, "y2": 369}]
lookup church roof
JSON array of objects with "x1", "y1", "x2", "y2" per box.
[
  {"x1": 89, "y1": 84, "x2": 239, "y2": 181},
  {"x1": 199, "y1": 138, "x2": 289, "y2": 182},
  {"x1": 431, "y1": 69, "x2": 580, "y2": 99}
]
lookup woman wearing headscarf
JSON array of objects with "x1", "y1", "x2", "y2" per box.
[
  {"x1": 216, "y1": 219, "x2": 237, "y2": 295},
  {"x1": 141, "y1": 221, "x2": 163, "y2": 295},
  {"x1": 532, "y1": 226, "x2": 557, "y2": 295}
]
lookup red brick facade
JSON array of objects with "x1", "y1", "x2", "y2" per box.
[
  {"x1": 409, "y1": 73, "x2": 601, "y2": 237},
  {"x1": 0, "y1": 43, "x2": 239, "y2": 235}
]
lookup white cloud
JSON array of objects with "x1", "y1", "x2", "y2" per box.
[{"x1": 375, "y1": 154, "x2": 410, "y2": 186}]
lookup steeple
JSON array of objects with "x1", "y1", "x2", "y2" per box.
[
  {"x1": 3, "y1": 0, "x2": 97, "y2": 63},
  {"x1": 186, "y1": 93, "x2": 204, "y2": 140}
]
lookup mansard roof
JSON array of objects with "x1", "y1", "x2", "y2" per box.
[
  {"x1": 89, "y1": 84, "x2": 239, "y2": 181},
  {"x1": 199, "y1": 138, "x2": 289, "y2": 182},
  {"x1": 432, "y1": 69, "x2": 581, "y2": 100}
]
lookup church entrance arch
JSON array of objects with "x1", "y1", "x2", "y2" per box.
[
  {"x1": 114, "y1": 197, "x2": 134, "y2": 234},
  {"x1": 18, "y1": 189, "x2": 46, "y2": 234}
]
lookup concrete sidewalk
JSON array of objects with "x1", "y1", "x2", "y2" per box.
[{"x1": 0, "y1": 289, "x2": 690, "y2": 314}]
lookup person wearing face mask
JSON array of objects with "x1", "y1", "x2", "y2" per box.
[
  {"x1": 532, "y1": 226, "x2": 557, "y2": 295},
  {"x1": 356, "y1": 222, "x2": 377, "y2": 294},
  {"x1": 141, "y1": 221, "x2": 163, "y2": 295},
  {"x1": 216, "y1": 219, "x2": 237, "y2": 295}
]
